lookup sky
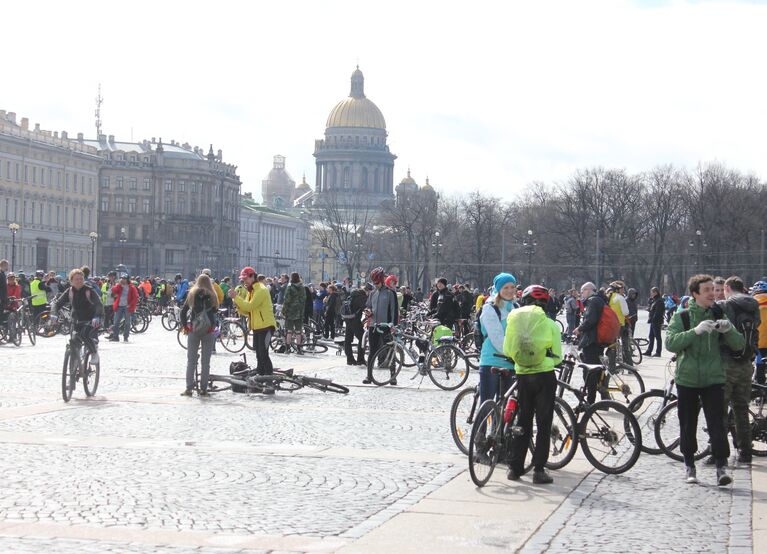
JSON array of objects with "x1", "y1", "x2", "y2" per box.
[{"x1": 3, "y1": 0, "x2": 766, "y2": 201}]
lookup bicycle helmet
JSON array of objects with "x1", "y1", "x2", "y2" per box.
[
  {"x1": 35, "y1": 270, "x2": 44, "y2": 277},
  {"x1": 370, "y1": 267, "x2": 385, "y2": 285},
  {"x1": 520, "y1": 284, "x2": 550, "y2": 307},
  {"x1": 175, "y1": 273, "x2": 183, "y2": 280},
  {"x1": 752, "y1": 281, "x2": 767, "y2": 294},
  {"x1": 385, "y1": 275, "x2": 398, "y2": 288}
]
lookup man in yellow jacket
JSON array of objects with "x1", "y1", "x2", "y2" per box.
[{"x1": 228, "y1": 266, "x2": 276, "y2": 379}]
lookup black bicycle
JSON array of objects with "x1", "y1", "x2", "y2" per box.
[{"x1": 61, "y1": 321, "x2": 100, "y2": 402}]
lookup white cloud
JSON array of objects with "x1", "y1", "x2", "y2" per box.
[{"x1": 3, "y1": 0, "x2": 765, "y2": 198}]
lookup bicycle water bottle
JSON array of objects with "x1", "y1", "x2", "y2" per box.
[{"x1": 503, "y1": 397, "x2": 518, "y2": 424}]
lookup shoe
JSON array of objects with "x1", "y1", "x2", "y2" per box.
[
  {"x1": 654, "y1": 352, "x2": 662, "y2": 357},
  {"x1": 347, "y1": 360, "x2": 357, "y2": 366},
  {"x1": 180, "y1": 389, "x2": 193, "y2": 397},
  {"x1": 362, "y1": 378, "x2": 372, "y2": 385},
  {"x1": 357, "y1": 359, "x2": 366, "y2": 366},
  {"x1": 390, "y1": 379, "x2": 397, "y2": 386},
  {"x1": 642, "y1": 350, "x2": 652, "y2": 357},
  {"x1": 717, "y1": 466, "x2": 732, "y2": 487},
  {"x1": 685, "y1": 466, "x2": 697, "y2": 484},
  {"x1": 506, "y1": 468, "x2": 521, "y2": 481},
  {"x1": 108, "y1": 337, "x2": 119, "y2": 342},
  {"x1": 123, "y1": 337, "x2": 129, "y2": 343},
  {"x1": 198, "y1": 390, "x2": 209, "y2": 397},
  {"x1": 533, "y1": 469, "x2": 553, "y2": 484},
  {"x1": 260, "y1": 386, "x2": 275, "y2": 396},
  {"x1": 737, "y1": 451, "x2": 752, "y2": 465},
  {"x1": 704, "y1": 455, "x2": 716, "y2": 466},
  {"x1": 89, "y1": 352, "x2": 100, "y2": 365}
]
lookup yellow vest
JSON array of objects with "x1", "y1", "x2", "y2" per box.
[
  {"x1": 30, "y1": 279, "x2": 47, "y2": 306},
  {"x1": 609, "y1": 293, "x2": 626, "y2": 326}
]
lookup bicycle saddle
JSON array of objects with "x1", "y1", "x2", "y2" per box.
[
  {"x1": 578, "y1": 363, "x2": 605, "y2": 373},
  {"x1": 437, "y1": 336, "x2": 456, "y2": 343}
]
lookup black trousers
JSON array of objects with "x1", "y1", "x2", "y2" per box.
[
  {"x1": 758, "y1": 348, "x2": 767, "y2": 385},
  {"x1": 344, "y1": 320, "x2": 365, "y2": 364},
  {"x1": 323, "y1": 313, "x2": 335, "y2": 339},
  {"x1": 581, "y1": 342, "x2": 604, "y2": 404},
  {"x1": 251, "y1": 329, "x2": 273, "y2": 375},
  {"x1": 510, "y1": 371, "x2": 557, "y2": 473},
  {"x1": 366, "y1": 327, "x2": 390, "y2": 379},
  {"x1": 676, "y1": 383, "x2": 729, "y2": 467},
  {"x1": 647, "y1": 320, "x2": 662, "y2": 355}
]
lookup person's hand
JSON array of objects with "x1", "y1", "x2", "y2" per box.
[
  {"x1": 714, "y1": 319, "x2": 732, "y2": 333},
  {"x1": 183, "y1": 324, "x2": 192, "y2": 335},
  {"x1": 227, "y1": 289, "x2": 237, "y2": 299},
  {"x1": 91, "y1": 318, "x2": 101, "y2": 329},
  {"x1": 573, "y1": 328, "x2": 581, "y2": 337},
  {"x1": 693, "y1": 320, "x2": 716, "y2": 335}
]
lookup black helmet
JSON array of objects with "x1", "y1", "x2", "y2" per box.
[{"x1": 175, "y1": 273, "x2": 183, "y2": 280}]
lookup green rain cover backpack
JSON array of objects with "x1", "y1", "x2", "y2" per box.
[{"x1": 505, "y1": 305, "x2": 551, "y2": 367}]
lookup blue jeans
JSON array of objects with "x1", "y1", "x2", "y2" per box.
[
  {"x1": 111, "y1": 306, "x2": 131, "y2": 339},
  {"x1": 479, "y1": 365, "x2": 513, "y2": 405}
]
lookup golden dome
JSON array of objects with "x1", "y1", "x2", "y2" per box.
[
  {"x1": 326, "y1": 67, "x2": 386, "y2": 129},
  {"x1": 296, "y1": 174, "x2": 311, "y2": 191},
  {"x1": 399, "y1": 168, "x2": 417, "y2": 186},
  {"x1": 421, "y1": 176, "x2": 434, "y2": 192}
]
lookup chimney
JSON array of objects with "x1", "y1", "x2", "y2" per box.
[
  {"x1": 21, "y1": 117, "x2": 29, "y2": 130},
  {"x1": 34, "y1": 123, "x2": 41, "y2": 132},
  {"x1": 53, "y1": 131, "x2": 59, "y2": 138},
  {"x1": 8, "y1": 112, "x2": 16, "y2": 124},
  {"x1": 217, "y1": 149, "x2": 222, "y2": 161},
  {"x1": 151, "y1": 137, "x2": 156, "y2": 143},
  {"x1": 61, "y1": 131, "x2": 68, "y2": 139},
  {"x1": 77, "y1": 132, "x2": 83, "y2": 141},
  {"x1": 108, "y1": 135, "x2": 115, "y2": 144}
]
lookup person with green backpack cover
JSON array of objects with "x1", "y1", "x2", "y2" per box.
[{"x1": 503, "y1": 285, "x2": 563, "y2": 484}]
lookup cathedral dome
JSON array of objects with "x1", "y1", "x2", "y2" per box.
[{"x1": 326, "y1": 67, "x2": 386, "y2": 129}]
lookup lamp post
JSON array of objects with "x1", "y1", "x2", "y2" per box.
[
  {"x1": 119, "y1": 227, "x2": 127, "y2": 267},
  {"x1": 89, "y1": 232, "x2": 98, "y2": 271},
  {"x1": 9, "y1": 223, "x2": 19, "y2": 271},
  {"x1": 523, "y1": 229, "x2": 537, "y2": 284},
  {"x1": 319, "y1": 246, "x2": 328, "y2": 282},
  {"x1": 688, "y1": 229, "x2": 707, "y2": 271},
  {"x1": 433, "y1": 231, "x2": 442, "y2": 277},
  {"x1": 274, "y1": 249, "x2": 281, "y2": 276},
  {"x1": 246, "y1": 246, "x2": 252, "y2": 266}
]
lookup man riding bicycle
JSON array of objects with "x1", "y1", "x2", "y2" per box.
[{"x1": 51, "y1": 268, "x2": 104, "y2": 364}]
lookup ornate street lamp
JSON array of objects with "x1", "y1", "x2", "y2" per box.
[
  {"x1": 523, "y1": 229, "x2": 537, "y2": 283},
  {"x1": 9, "y1": 223, "x2": 20, "y2": 271},
  {"x1": 89, "y1": 232, "x2": 98, "y2": 271}
]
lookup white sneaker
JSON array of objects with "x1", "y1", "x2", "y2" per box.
[
  {"x1": 90, "y1": 352, "x2": 100, "y2": 365},
  {"x1": 685, "y1": 466, "x2": 697, "y2": 484}
]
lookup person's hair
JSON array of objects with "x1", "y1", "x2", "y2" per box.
[
  {"x1": 68, "y1": 268, "x2": 84, "y2": 282},
  {"x1": 320, "y1": 282, "x2": 327, "y2": 288},
  {"x1": 688, "y1": 274, "x2": 714, "y2": 295},
  {"x1": 437, "y1": 277, "x2": 448, "y2": 287},
  {"x1": 0, "y1": 259, "x2": 8, "y2": 269},
  {"x1": 257, "y1": 274, "x2": 266, "y2": 282},
  {"x1": 223, "y1": 276, "x2": 230, "y2": 282},
  {"x1": 713, "y1": 276, "x2": 725, "y2": 286},
  {"x1": 328, "y1": 284, "x2": 336, "y2": 292},
  {"x1": 186, "y1": 274, "x2": 219, "y2": 309},
  {"x1": 650, "y1": 286, "x2": 660, "y2": 295},
  {"x1": 290, "y1": 272, "x2": 301, "y2": 284},
  {"x1": 81, "y1": 266, "x2": 91, "y2": 278},
  {"x1": 724, "y1": 275, "x2": 745, "y2": 292}
]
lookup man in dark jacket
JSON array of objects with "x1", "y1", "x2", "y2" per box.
[
  {"x1": 645, "y1": 287, "x2": 665, "y2": 356},
  {"x1": 282, "y1": 273, "x2": 306, "y2": 352},
  {"x1": 574, "y1": 281, "x2": 606, "y2": 403},
  {"x1": 429, "y1": 278, "x2": 458, "y2": 329},
  {"x1": 344, "y1": 286, "x2": 369, "y2": 366},
  {"x1": 626, "y1": 288, "x2": 639, "y2": 336},
  {"x1": 364, "y1": 268, "x2": 399, "y2": 385}
]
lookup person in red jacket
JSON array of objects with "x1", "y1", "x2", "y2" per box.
[
  {"x1": 109, "y1": 275, "x2": 138, "y2": 342},
  {"x1": 6, "y1": 273, "x2": 21, "y2": 312}
]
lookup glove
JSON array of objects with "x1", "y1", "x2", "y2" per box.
[
  {"x1": 714, "y1": 319, "x2": 732, "y2": 333},
  {"x1": 693, "y1": 320, "x2": 716, "y2": 335}
]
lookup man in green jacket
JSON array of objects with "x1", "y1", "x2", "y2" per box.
[{"x1": 666, "y1": 274, "x2": 745, "y2": 486}]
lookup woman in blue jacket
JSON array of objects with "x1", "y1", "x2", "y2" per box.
[{"x1": 478, "y1": 273, "x2": 518, "y2": 403}]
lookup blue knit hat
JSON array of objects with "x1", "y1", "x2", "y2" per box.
[{"x1": 493, "y1": 273, "x2": 517, "y2": 293}]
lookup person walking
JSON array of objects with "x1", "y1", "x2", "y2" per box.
[
  {"x1": 180, "y1": 274, "x2": 219, "y2": 397},
  {"x1": 283, "y1": 272, "x2": 307, "y2": 352},
  {"x1": 666, "y1": 274, "x2": 744, "y2": 486},
  {"x1": 108, "y1": 275, "x2": 138, "y2": 342},
  {"x1": 645, "y1": 287, "x2": 664, "y2": 357}
]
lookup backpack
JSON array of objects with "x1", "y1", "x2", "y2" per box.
[
  {"x1": 340, "y1": 295, "x2": 355, "y2": 320},
  {"x1": 596, "y1": 303, "x2": 621, "y2": 345},
  {"x1": 505, "y1": 305, "x2": 552, "y2": 367},
  {"x1": 474, "y1": 304, "x2": 502, "y2": 350}
]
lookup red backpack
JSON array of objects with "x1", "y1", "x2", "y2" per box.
[{"x1": 596, "y1": 304, "x2": 621, "y2": 345}]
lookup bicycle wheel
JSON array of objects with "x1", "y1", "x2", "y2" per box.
[
  {"x1": 302, "y1": 377, "x2": 350, "y2": 394},
  {"x1": 26, "y1": 321, "x2": 37, "y2": 345},
  {"x1": 750, "y1": 408, "x2": 767, "y2": 456},
  {"x1": 579, "y1": 400, "x2": 642, "y2": 474},
  {"x1": 627, "y1": 389, "x2": 674, "y2": 455},
  {"x1": 466, "y1": 353, "x2": 479, "y2": 370},
  {"x1": 634, "y1": 337, "x2": 649, "y2": 348},
  {"x1": 605, "y1": 365, "x2": 644, "y2": 405},
  {"x1": 629, "y1": 340, "x2": 643, "y2": 366},
  {"x1": 61, "y1": 346, "x2": 76, "y2": 402},
  {"x1": 542, "y1": 397, "x2": 578, "y2": 470},
  {"x1": 82, "y1": 349, "x2": 100, "y2": 397},
  {"x1": 8, "y1": 314, "x2": 22, "y2": 346},
  {"x1": 368, "y1": 344, "x2": 404, "y2": 386},
  {"x1": 654, "y1": 399, "x2": 710, "y2": 462},
  {"x1": 131, "y1": 312, "x2": 149, "y2": 334},
  {"x1": 161, "y1": 313, "x2": 178, "y2": 331},
  {"x1": 468, "y1": 400, "x2": 502, "y2": 487},
  {"x1": 177, "y1": 329, "x2": 187, "y2": 349},
  {"x1": 271, "y1": 376, "x2": 303, "y2": 392},
  {"x1": 220, "y1": 320, "x2": 247, "y2": 353},
  {"x1": 450, "y1": 386, "x2": 479, "y2": 455},
  {"x1": 427, "y1": 344, "x2": 470, "y2": 391}
]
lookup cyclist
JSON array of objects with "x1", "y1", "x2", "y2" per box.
[
  {"x1": 51, "y1": 268, "x2": 104, "y2": 364},
  {"x1": 228, "y1": 266, "x2": 276, "y2": 378},
  {"x1": 429, "y1": 277, "x2": 458, "y2": 329},
  {"x1": 573, "y1": 281, "x2": 606, "y2": 403},
  {"x1": 363, "y1": 267, "x2": 399, "y2": 385},
  {"x1": 283, "y1": 272, "x2": 307, "y2": 353},
  {"x1": 29, "y1": 270, "x2": 50, "y2": 318},
  {"x1": 753, "y1": 280, "x2": 767, "y2": 385},
  {"x1": 503, "y1": 285, "x2": 562, "y2": 484},
  {"x1": 174, "y1": 273, "x2": 190, "y2": 304},
  {"x1": 477, "y1": 273, "x2": 517, "y2": 404},
  {"x1": 606, "y1": 281, "x2": 631, "y2": 363},
  {"x1": 6, "y1": 273, "x2": 21, "y2": 312}
]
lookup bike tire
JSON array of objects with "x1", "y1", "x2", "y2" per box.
[
  {"x1": 177, "y1": 329, "x2": 187, "y2": 349},
  {"x1": 654, "y1": 399, "x2": 710, "y2": 462},
  {"x1": 82, "y1": 349, "x2": 100, "y2": 397},
  {"x1": 627, "y1": 389, "x2": 674, "y2": 455},
  {"x1": 302, "y1": 378, "x2": 350, "y2": 394},
  {"x1": 468, "y1": 400, "x2": 502, "y2": 487},
  {"x1": 161, "y1": 313, "x2": 178, "y2": 331},
  {"x1": 633, "y1": 337, "x2": 649, "y2": 347},
  {"x1": 427, "y1": 344, "x2": 470, "y2": 391},
  {"x1": 630, "y1": 339, "x2": 643, "y2": 366},
  {"x1": 61, "y1": 347, "x2": 75, "y2": 402},
  {"x1": 367, "y1": 344, "x2": 403, "y2": 386},
  {"x1": 271, "y1": 376, "x2": 303, "y2": 392},
  {"x1": 8, "y1": 315, "x2": 22, "y2": 346},
  {"x1": 579, "y1": 400, "x2": 642, "y2": 474},
  {"x1": 606, "y1": 365, "x2": 645, "y2": 405},
  {"x1": 450, "y1": 387, "x2": 478, "y2": 455},
  {"x1": 543, "y1": 397, "x2": 578, "y2": 470},
  {"x1": 220, "y1": 320, "x2": 247, "y2": 353},
  {"x1": 26, "y1": 322, "x2": 37, "y2": 345},
  {"x1": 749, "y1": 408, "x2": 767, "y2": 456}
]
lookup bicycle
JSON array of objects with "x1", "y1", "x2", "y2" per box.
[
  {"x1": 557, "y1": 348, "x2": 645, "y2": 406},
  {"x1": 61, "y1": 321, "x2": 100, "y2": 402},
  {"x1": 367, "y1": 323, "x2": 469, "y2": 390},
  {"x1": 0, "y1": 309, "x2": 22, "y2": 346},
  {"x1": 161, "y1": 303, "x2": 182, "y2": 331}
]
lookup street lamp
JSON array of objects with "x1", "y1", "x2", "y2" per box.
[
  {"x1": 432, "y1": 231, "x2": 442, "y2": 277},
  {"x1": 89, "y1": 232, "x2": 98, "y2": 271},
  {"x1": 9, "y1": 223, "x2": 19, "y2": 271},
  {"x1": 688, "y1": 229, "x2": 707, "y2": 271},
  {"x1": 274, "y1": 249, "x2": 281, "y2": 275},
  {"x1": 246, "y1": 246, "x2": 252, "y2": 266},
  {"x1": 119, "y1": 227, "x2": 127, "y2": 267},
  {"x1": 319, "y1": 245, "x2": 328, "y2": 282},
  {"x1": 523, "y1": 229, "x2": 537, "y2": 284}
]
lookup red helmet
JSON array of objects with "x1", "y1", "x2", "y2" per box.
[
  {"x1": 520, "y1": 285, "x2": 550, "y2": 306},
  {"x1": 239, "y1": 266, "x2": 256, "y2": 280},
  {"x1": 370, "y1": 267, "x2": 386, "y2": 285},
  {"x1": 385, "y1": 275, "x2": 398, "y2": 288}
]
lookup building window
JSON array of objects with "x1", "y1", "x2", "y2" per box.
[
  {"x1": 164, "y1": 179, "x2": 173, "y2": 192},
  {"x1": 142, "y1": 225, "x2": 149, "y2": 240},
  {"x1": 116, "y1": 176, "x2": 123, "y2": 189},
  {"x1": 74, "y1": 174, "x2": 78, "y2": 193},
  {"x1": 343, "y1": 167, "x2": 350, "y2": 189},
  {"x1": 15, "y1": 163, "x2": 19, "y2": 182},
  {"x1": 129, "y1": 178, "x2": 137, "y2": 190},
  {"x1": 178, "y1": 180, "x2": 185, "y2": 192},
  {"x1": 101, "y1": 177, "x2": 110, "y2": 188},
  {"x1": 191, "y1": 181, "x2": 197, "y2": 193},
  {"x1": 143, "y1": 199, "x2": 151, "y2": 213},
  {"x1": 115, "y1": 197, "x2": 123, "y2": 212},
  {"x1": 65, "y1": 173, "x2": 70, "y2": 191},
  {"x1": 143, "y1": 177, "x2": 151, "y2": 190},
  {"x1": 128, "y1": 198, "x2": 137, "y2": 213},
  {"x1": 164, "y1": 198, "x2": 172, "y2": 214},
  {"x1": 89, "y1": 178, "x2": 93, "y2": 194},
  {"x1": 32, "y1": 166, "x2": 37, "y2": 184},
  {"x1": 190, "y1": 199, "x2": 197, "y2": 215},
  {"x1": 177, "y1": 199, "x2": 185, "y2": 214}
]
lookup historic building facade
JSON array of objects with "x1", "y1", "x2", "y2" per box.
[
  {"x1": 82, "y1": 135, "x2": 240, "y2": 278},
  {"x1": 260, "y1": 154, "x2": 311, "y2": 210},
  {"x1": 239, "y1": 192, "x2": 310, "y2": 278},
  {"x1": 313, "y1": 67, "x2": 396, "y2": 210},
  {"x1": 0, "y1": 110, "x2": 102, "y2": 274}
]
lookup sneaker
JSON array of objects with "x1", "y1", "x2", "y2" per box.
[
  {"x1": 180, "y1": 389, "x2": 193, "y2": 397},
  {"x1": 685, "y1": 466, "x2": 698, "y2": 484},
  {"x1": 642, "y1": 350, "x2": 652, "y2": 357},
  {"x1": 506, "y1": 468, "x2": 521, "y2": 481},
  {"x1": 123, "y1": 337, "x2": 129, "y2": 343},
  {"x1": 198, "y1": 390, "x2": 209, "y2": 397},
  {"x1": 89, "y1": 352, "x2": 100, "y2": 365},
  {"x1": 390, "y1": 379, "x2": 398, "y2": 386},
  {"x1": 737, "y1": 451, "x2": 752, "y2": 465},
  {"x1": 533, "y1": 469, "x2": 554, "y2": 484},
  {"x1": 717, "y1": 466, "x2": 732, "y2": 487},
  {"x1": 107, "y1": 337, "x2": 119, "y2": 342},
  {"x1": 362, "y1": 378, "x2": 372, "y2": 385}
]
